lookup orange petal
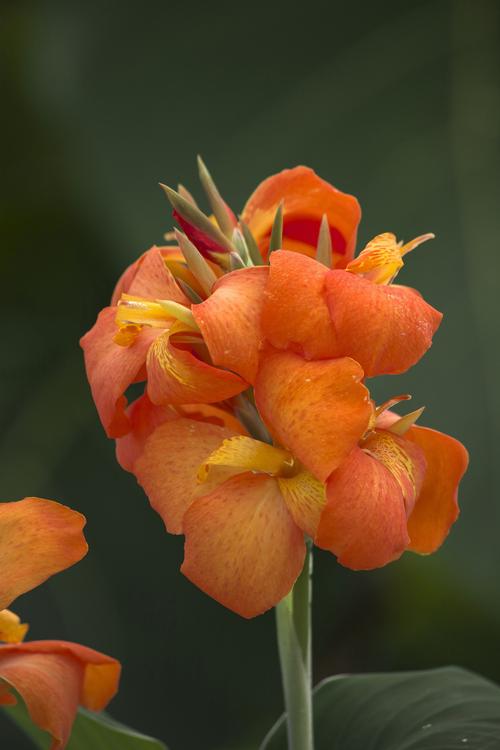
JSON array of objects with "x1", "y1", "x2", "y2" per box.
[
  {"x1": 146, "y1": 327, "x2": 247, "y2": 405},
  {"x1": 254, "y1": 348, "x2": 372, "y2": 482},
  {"x1": 325, "y1": 271, "x2": 443, "y2": 376},
  {"x1": 126, "y1": 246, "x2": 189, "y2": 304},
  {"x1": 261, "y1": 250, "x2": 336, "y2": 359},
  {"x1": 192, "y1": 266, "x2": 268, "y2": 383},
  {"x1": 115, "y1": 395, "x2": 248, "y2": 472},
  {"x1": 405, "y1": 425, "x2": 469, "y2": 553},
  {"x1": 80, "y1": 307, "x2": 160, "y2": 437},
  {"x1": 115, "y1": 393, "x2": 178, "y2": 472},
  {"x1": 0, "y1": 640, "x2": 120, "y2": 749},
  {"x1": 240, "y1": 166, "x2": 361, "y2": 266},
  {"x1": 134, "y1": 419, "x2": 236, "y2": 533},
  {"x1": 111, "y1": 245, "x2": 188, "y2": 305},
  {"x1": 316, "y1": 447, "x2": 410, "y2": 569},
  {"x1": 181, "y1": 473, "x2": 305, "y2": 617},
  {"x1": 0, "y1": 498, "x2": 88, "y2": 611}
]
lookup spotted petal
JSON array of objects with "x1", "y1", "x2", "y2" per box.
[
  {"x1": 254, "y1": 348, "x2": 372, "y2": 482},
  {"x1": 0, "y1": 498, "x2": 87, "y2": 611},
  {"x1": 181, "y1": 473, "x2": 305, "y2": 618},
  {"x1": 325, "y1": 271, "x2": 442, "y2": 377}
]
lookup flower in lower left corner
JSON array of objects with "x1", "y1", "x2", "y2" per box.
[{"x1": 0, "y1": 497, "x2": 121, "y2": 750}]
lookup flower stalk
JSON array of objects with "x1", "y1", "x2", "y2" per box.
[{"x1": 275, "y1": 541, "x2": 314, "y2": 750}]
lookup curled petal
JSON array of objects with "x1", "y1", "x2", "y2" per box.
[
  {"x1": 405, "y1": 425, "x2": 469, "y2": 553},
  {"x1": 240, "y1": 166, "x2": 361, "y2": 265},
  {"x1": 80, "y1": 307, "x2": 160, "y2": 437},
  {"x1": 261, "y1": 250, "x2": 336, "y2": 359},
  {"x1": 325, "y1": 271, "x2": 443, "y2": 376},
  {"x1": 146, "y1": 327, "x2": 247, "y2": 405},
  {"x1": 0, "y1": 498, "x2": 88, "y2": 611},
  {"x1": 134, "y1": 419, "x2": 236, "y2": 533},
  {"x1": 192, "y1": 266, "x2": 268, "y2": 382},
  {"x1": 254, "y1": 349, "x2": 372, "y2": 482},
  {"x1": 0, "y1": 641, "x2": 120, "y2": 750},
  {"x1": 181, "y1": 473, "x2": 305, "y2": 618},
  {"x1": 316, "y1": 447, "x2": 410, "y2": 569}
]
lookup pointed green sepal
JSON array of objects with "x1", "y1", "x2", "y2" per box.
[
  {"x1": 178, "y1": 183, "x2": 198, "y2": 208},
  {"x1": 241, "y1": 221, "x2": 264, "y2": 265},
  {"x1": 174, "y1": 229, "x2": 218, "y2": 297},
  {"x1": 268, "y1": 201, "x2": 284, "y2": 255},
  {"x1": 197, "y1": 156, "x2": 235, "y2": 240},
  {"x1": 160, "y1": 184, "x2": 234, "y2": 253},
  {"x1": 177, "y1": 279, "x2": 204, "y2": 304},
  {"x1": 229, "y1": 252, "x2": 246, "y2": 271},
  {"x1": 232, "y1": 228, "x2": 252, "y2": 266},
  {"x1": 316, "y1": 213, "x2": 333, "y2": 268}
]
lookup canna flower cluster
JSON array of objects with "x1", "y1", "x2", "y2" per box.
[
  {"x1": 81, "y1": 162, "x2": 468, "y2": 618},
  {"x1": 0, "y1": 498, "x2": 120, "y2": 749}
]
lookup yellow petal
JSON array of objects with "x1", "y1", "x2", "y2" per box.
[
  {"x1": 278, "y1": 471, "x2": 326, "y2": 538},
  {"x1": 198, "y1": 435, "x2": 293, "y2": 482},
  {"x1": 0, "y1": 609, "x2": 29, "y2": 644}
]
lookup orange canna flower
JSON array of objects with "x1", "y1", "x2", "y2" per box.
[
  {"x1": 240, "y1": 166, "x2": 361, "y2": 266},
  {"x1": 0, "y1": 640, "x2": 120, "y2": 750},
  {"x1": 80, "y1": 245, "x2": 247, "y2": 438},
  {"x1": 81, "y1": 161, "x2": 468, "y2": 619}
]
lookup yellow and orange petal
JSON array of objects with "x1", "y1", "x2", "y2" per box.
[
  {"x1": 146, "y1": 325, "x2": 247, "y2": 406},
  {"x1": 0, "y1": 498, "x2": 88, "y2": 612},
  {"x1": 134, "y1": 418, "x2": 237, "y2": 533},
  {"x1": 0, "y1": 641, "x2": 120, "y2": 750},
  {"x1": 347, "y1": 232, "x2": 434, "y2": 285},
  {"x1": 362, "y1": 429, "x2": 426, "y2": 517},
  {"x1": 325, "y1": 271, "x2": 442, "y2": 377},
  {"x1": 80, "y1": 307, "x2": 161, "y2": 438},
  {"x1": 241, "y1": 166, "x2": 361, "y2": 266},
  {"x1": 405, "y1": 425, "x2": 469, "y2": 553},
  {"x1": 278, "y1": 471, "x2": 326, "y2": 539},
  {"x1": 192, "y1": 266, "x2": 268, "y2": 383},
  {"x1": 261, "y1": 250, "x2": 337, "y2": 359},
  {"x1": 181, "y1": 472, "x2": 306, "y2": 618},
  {"x1": 254, "y1": 348, "x2": 372, "y2": 482}
]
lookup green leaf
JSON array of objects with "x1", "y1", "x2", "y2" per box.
[
  {"x1": 4, "y1": 701, "x2": 168, "y2": 750},
  {"x1": 261, "y1": 667, "x2": 500, "y2": 749}
]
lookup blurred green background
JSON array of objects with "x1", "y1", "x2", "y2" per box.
[{"x1": 1, "y1": 1, "x2": 499, "y2": 748}]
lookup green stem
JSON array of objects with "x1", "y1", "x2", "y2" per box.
[{"x1": 275, "y1": 542, "x2": 314, "y2": 750}]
